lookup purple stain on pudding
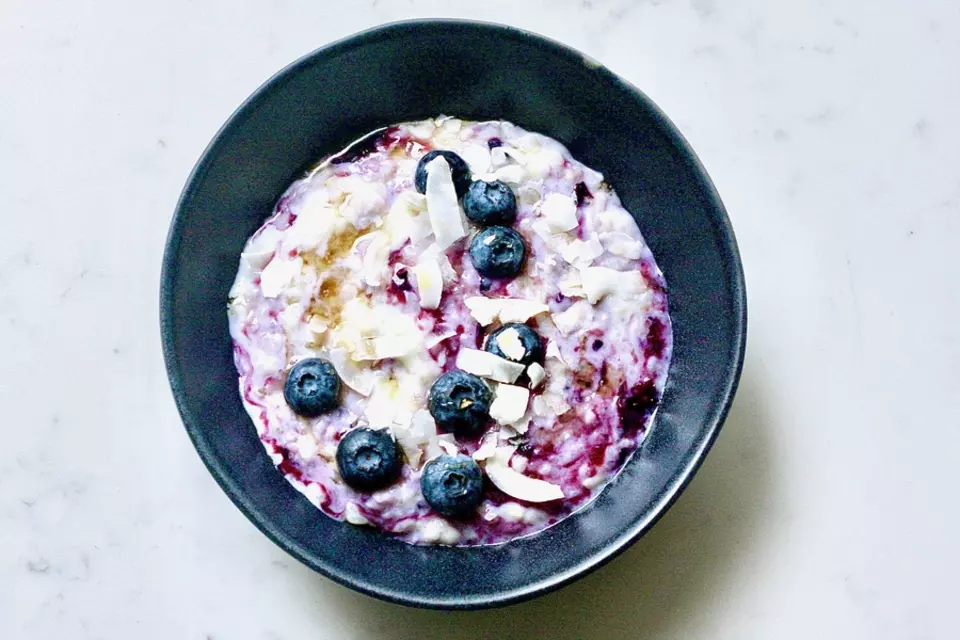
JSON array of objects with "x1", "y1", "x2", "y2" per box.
[
  {"x1": 429, "y1": 336, "x2": 463, "y2": 373},
  {"x1": 640, "y1": 260, "x2": 669, "y2": 294},
  {"x1": 618, "y1": 378, "x2": 660, "y2": 437},
  {"x1": 276, "y1": 452, "x2": 304, "y2": 483},
  {"x1": 273, "y1": 196, "x2": 297, "y2": 229},
  {"x1": 645, "y1": 318, "x2": 667, "y2": 358},
  {"x1": 228, "y1": 118, "x2": 674, "y2": 546},
  {"x1": 446, "y1": 241, "x2": 467, "y2": 265},
  {"x1": 574, "y1": 181, "x2": 592, "y2": 206},
  {"x1": 395, "y1": 268, "x2": 412, "y2": 291},
  {"x1": 385, "y1": 268, "x2": 412, "y2": 303}
]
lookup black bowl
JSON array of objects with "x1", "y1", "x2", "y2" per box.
[{"x1": 161, "y1": 20, "x2": 746, "y2": 609}]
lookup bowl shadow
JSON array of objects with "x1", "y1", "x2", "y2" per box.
[{"x1": 282, "y1": 352, "x2": 772, "y2": 638}]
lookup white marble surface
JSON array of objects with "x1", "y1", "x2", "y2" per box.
[{"x1": 2, "y1": 0, "x2": 959, "y2": 637}]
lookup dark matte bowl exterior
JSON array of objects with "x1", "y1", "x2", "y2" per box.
[{"x1": 161, "y1": 20, "x2": 746, "y2": 609}]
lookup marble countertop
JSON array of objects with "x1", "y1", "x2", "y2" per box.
[{"x1": 3, "y1": 0, "x2": 959, "y2": 638}]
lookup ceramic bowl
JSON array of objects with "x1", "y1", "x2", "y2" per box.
[{"x1": 160, "y1": 20, "x2": 746, "y2": 609}]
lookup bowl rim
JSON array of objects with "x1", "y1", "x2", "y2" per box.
[{"x1": 160, "y1": 18, "x2": 747, "y2": 609}]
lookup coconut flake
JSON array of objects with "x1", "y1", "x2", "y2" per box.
[
  {"x1": 307, "y1": 316, "x2": 328, "y2": 335},
  {"x1": 540, "y1": 193, "x2": 578, "y2": 232},
  {"x1": 545, "y1": 341, "x2": 565, "y2": 363},
  {"x1": 560, "y1": 235, "x2": 604, "y2": 266},
  {"x1": 364, "y1": 386, "x2": 397, "y2": 428},
  {"x1": 296, "y1": 434, "x2": 319, "y2": 460},
  {"x1": 347, "y1": 309, "x2": 423, "y2": 361},
  {"x1": 526, "y1": 147, "x2": 564, "y2": 179},
  {"x1": 498, "y1": 299, "x2": 550, "y2": 324},
  {"x1": 360, "y1": 332, "x2": 422, "y2": 360},
  {"x1": 473, "y1": 443, "x2": 497, "y2": 462},
  {"x1": 279, "y1": 302, "x2": 304, "y2": 334},
  {"x1": 489, "y1": 384, "x2": 530, "y2": 425},
  {"x1": 472, "y1": 434, "x2": 499, "y2": 462},
  {"x1": 511, "y1": 416, "x2": 532, "y2": 435},
  {"x1": 408, "y1": 212, "x2": 434, "y2": 244},
  {"x1": 327, "y1": 348, "x2": 373, "y2": 396},
  {"x1": 425, "y1": 329, "x2": 457, "y2": 349},
  {"x1": 580, "y1": 266, "x2": 648, "y2": 304},
  {"x1": 259, "y1": 256, "x2": 303, "y2": 298},
  {"x1": 460, "y1": 144, "x2": 492, "y2": 174},
  {"x1": 465, "y1": 295, "x2": 547, "y2": 330},
  {"x1": 494, "y1": 164, "x2": 526, "y2": 185},
  {"x1": 531, "y1": 393, "x2": 571, "y2": 417},
  {"x1": 287, "y1": 194, "x2": 342, "y2": 251},
  {"x1": 599, "y1": 231, "x2": 643, "y2": 260},
  {"x1": 437, "y1": 437, "x2": 460, "y2": 456},
  {"x1": 491, "y1": 146, "x2": 527, "y2": 167},
  {"x1": 456, "y1": 349, "x2": 524, "y2": 384},
  {"x1": 557, "y1": 270, "x2": 586, "y2": 298},
  {"x1": 551, "y1": 300, "x2": 592, "y2": 335},
  {"x1": 526, "y1": 362, "x2": 546, "y2": 389},
  {"x1": 337, "y1": 298, "x2": 378, "y2": 339},
  {"x1": 361, "y1": 231, "x2": 391, "y2": 287},
  {"x1": 427, "y1": 434, "x2": 457, "y2": 460},
  {"x1": 464, "y1": 296, "x2": 502, "y2": 326},
  {"x1": 413, "y1": 247, "x2": 444, "y2": 310},
  {"x1": 485, "y1": 447, "x2": 564, "y2": 503},
  {"x1": 395, "y1": 409, "x2": 437, "y2": 468},
  {"x1": 425, "y1": 157, "x2": 466, "y2": 250},
  {"x1": 495, "y1": 328, "x2": 526, "y2": 361}
]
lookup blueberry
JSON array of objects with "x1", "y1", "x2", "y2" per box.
[
  {"x1": 463, "y1": 180, "x2": 517, "y2": 226},
  {"x1": 284, "y1": 358, "x2": 340, "y2": 417},
  {"x1": 421, "y1": 454, "x2": 484, "y2": 518},
  {"x1": 469, "y1": 226, "x2": 526, "y2": 279},
  {"x1": 485, "y1": 323, "x2": 545, "y2": 367},
  {"x1": 427, "y1": 371, "x2": 492, "y2": 437},
  {"x1": 414, "y1": 150, "x2": 472, "y2": 197},
  {"x1": 336, "y1": 427, "x2": 402, "y2": 491}
]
